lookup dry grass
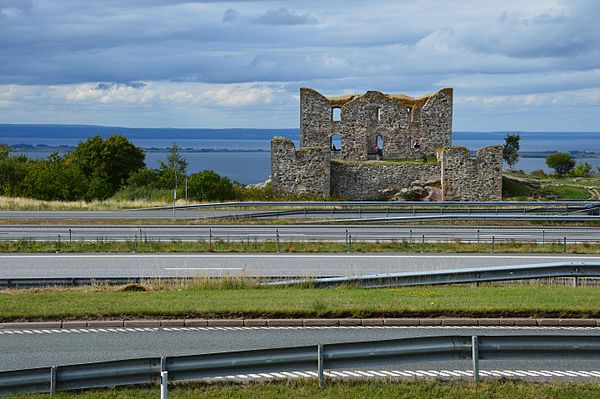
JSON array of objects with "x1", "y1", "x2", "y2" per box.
[{"x1": 0, "y1": 196, "x2": 179, "y2": 211}]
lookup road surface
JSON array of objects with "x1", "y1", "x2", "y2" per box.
[
  {"x1": 1, "y1": 253, "x2": 599, "y2": 278},
  {"x1": 1, "y1": 326, "x2": 599, "y2": 380}
]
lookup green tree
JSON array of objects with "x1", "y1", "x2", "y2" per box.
[
  {"x1": 20, "y1": 153, "x2": 89, "y2": 201},
  {"x1": 0, "y1": 154, "x2": 28, "y2": 196},
  {"x1": 187, "y1": 170, "x2": 236, "y2": 202},
  {"x1": 546, "y1": 152, "x2": 575, "y2": 177},
  {"x1": 0, "y1": 144, "x2": 11, "y2": 159},
  {"x1": 67, "y1": 134, "x2": 145, "y2": 195},
  {"x1": 159, "y1": 143, "x2": 188, "y2": 191},
  {"x1": 502, "y1": 133, "x2": 520, "y2": 169}
]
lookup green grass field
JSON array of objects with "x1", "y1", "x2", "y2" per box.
[
  {"x1": 10, "y1": 380, "x2": 600, "y2": 399},
  {"x1": 1, "y1": 239, "x2": 598, "y2": 254},
  {"x1": 1, "y1": 284, "x2": 599, "y2": 321}
]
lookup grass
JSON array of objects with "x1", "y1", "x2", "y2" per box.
[
  {"x1": 10, "y1": 380, "x2": 600, "y2": 399},
  {"x1": 2, "y1": 239, "x2": 600, "y2": 254},
  {"x1": 1, "y1": 284, "x2": 599, "y2": 321},
  {"x1": 0, "y1": 196, "x2": 175, "y2": 211},
  {"x1": 540, "y1": 184, "x2": 591, "y2": 200},
  {"x1": 502, "y1": 177, "x2": 533, "y2": 199}
]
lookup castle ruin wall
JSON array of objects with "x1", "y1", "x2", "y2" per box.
[
  {"x1": 271, "y1": 137, "x2": 330, "y2": 197},
  {"x1": 440, "y1": 145, "x2": 503, "y2": 201},
  {"x1": 331, "y1": 161, "x2": 440, "y2": 200}
]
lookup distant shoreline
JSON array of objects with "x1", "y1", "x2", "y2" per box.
[
  {"x1": 10, "y1": 144, "x2": 269, "y2": 153},
  {"x1": 9, "y1": 144, "x2": 600, "y2": 158}
]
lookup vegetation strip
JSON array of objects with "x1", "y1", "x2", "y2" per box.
[
  {"x1": 9, "y1": 380, "x2": 600, "y2": 399},
  {"x1": 3, "y1": 240, "x2": 600, "y2": 254},
  {"x1": 1, "y1": 284, "x2": 599, "y2": 322}
]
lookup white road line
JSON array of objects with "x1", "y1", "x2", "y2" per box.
[
  {"x1": 2, "y1": 254, "x2": 600, "y2": 259},
  {"x1": 164, "y1": 268, "x2": 244, "y2": 270}
]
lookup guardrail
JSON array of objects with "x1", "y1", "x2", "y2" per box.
[
  {"x1": 132, "y1": 200, "x2": 599, "y2": 211},
  {"x1": 267, "y1": 262, "x2": 600, "y2": 288},
  {"x1": 1, "y1": 335, "x2": 599, "y2": 396},
  {"x1": 3, "y1": 262, "x2": 600, "y2": 289}
]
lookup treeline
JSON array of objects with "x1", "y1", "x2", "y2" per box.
[{"x1": 0, "y1": 135, "x2": 275, "y2": 202}]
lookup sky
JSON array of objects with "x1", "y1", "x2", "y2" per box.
[{"x1": 1, "y1": 0, "x2": 600, "y2": 131}]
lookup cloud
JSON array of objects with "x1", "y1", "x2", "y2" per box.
[
  {"x1": 222, "y1": 7, "x2": 318, "y2": 25},
  {"x1": 250, "y1": 7, "x2": 317, "y2": 25},
  {"x1": 1, "y1": 0, "x2": 600, "y2": 130}
]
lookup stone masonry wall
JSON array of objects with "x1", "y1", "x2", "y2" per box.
[
  {"x1": 299, "y1": 87, "x2": 452, "y2": 162},
  {"x1": 440, "y1": 145, "x2": 503, "y2": 201},
  {"x1": 271, "y1": 137, "x2": 330, "y2": 197},
  {"x1": 331, "y1": 161, "x2": 440, "y2": 200}
]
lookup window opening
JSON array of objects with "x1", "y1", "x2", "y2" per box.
[
  {"x1": 330, "y1": 134, "x2": 342, "y2": 152},
  {"x1": 332, "y1": 108, "x2": 341, "y2": 121},
  {"x1": 375, "y1": 135, "x2": 383, "y2": 160}
]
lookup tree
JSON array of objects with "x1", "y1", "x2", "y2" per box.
[
  {"x1": 159, "y1": 143, "x2": 188, "y2": 191},
  {"x1": 0, "y1": 144, "x2": 11, "y2": 159},
  {"x1": 187, "y1": 170, "x2": 236, "y2": 202},
  {"x1": 502, "y1": 133, "x2": 520, "y2": 169},
  {"x1": 546, "y1": 152, "x2": 575, "y2": 177},
  {"x1": 67, "y1": 134, "x2": 145, "y2": 195}
]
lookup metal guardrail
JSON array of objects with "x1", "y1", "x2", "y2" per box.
[
  {"x1": 3, "y1": 262, "x2": 600, "y2": 289},
  {"x1": 132, "y1": 200, "x2": 599, "y2": 211},
  {"x1": 1, "y1": 335, "x2": 599, "y2": 396},
  {"x1": 268, "y1": 262, "x2": 600, "y2": 288},
  {"x1": 328, "y1": 214, "x2": 600, "y2": 224}
]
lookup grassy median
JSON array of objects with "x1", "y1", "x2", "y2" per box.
[
  {"x1": 1, "y1": 283, "x2": 599, "y2": 321},
  {"x1": 2, "y1": 239, "x2": 600, "y2": 254},
  {"x1": 11, "y1": 380, "x2": 600, "y2": 399}
]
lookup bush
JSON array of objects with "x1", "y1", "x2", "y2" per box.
[
  {"x1": 187, "y1": 170, "x2": 237, "y2": 202},
  {"x1": 530, "y1": 169, "x2": 547, "y2": 178},
  {"x1": 571, "y1": 162, "x2": 593, "y2": 177}
]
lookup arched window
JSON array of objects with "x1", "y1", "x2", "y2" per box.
[{"x1": 330, "y1": 134, "x2": 342, "y2": 152}]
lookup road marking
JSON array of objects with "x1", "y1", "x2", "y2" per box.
[
  {"x1": 164, "y1": 268, "x2": 244, "y2": 270},
  {"x1": 0, "y1": 325, "x2": 598, "y2": 336},
  {"x1": 1, "y1": 254, "x2": 600, "y2": 259}
]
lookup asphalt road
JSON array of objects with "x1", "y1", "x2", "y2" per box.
[
  {"x1": 1, "y1": 326, "x2": 599, "y2": 379},
  {"x1": 1, "y1": 253, "x2": 599, "y2": 278},
  {"x1": 2, "y1": 224, "x2": 600, "y2": 243}
]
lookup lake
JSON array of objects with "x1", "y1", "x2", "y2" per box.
[{"x1": 8, "y1": 132, "x2": 600, "y2": 184}]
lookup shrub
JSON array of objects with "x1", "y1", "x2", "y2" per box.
[
  {"x1": 571, "y1": 162, "x2": 593, "y2": 177},
  {"x1": 187, "y1": 170, "x2": 237, "y2": 202},
  {"x1": 530, "y1": 169, "x2": 547, "y2": 178}
]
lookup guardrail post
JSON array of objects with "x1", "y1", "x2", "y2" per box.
[
  {"x1": 421, "y1": 235, "x2": 425, "y2": 253},
  {"x1": 542, "y1": 230, "x2": 545, "y2": 244},
  {"x1": 160, "y1": 357, "x2": 168, "y2": 398},
  {"x1": 134, "y1": 235, "x2": 138, "y2": 253},
  {"x1": 345, "y1": 230, "x2": 348, "y2": 245},
  {"x1": 69, "y1": 228, "x2": 72, "y2": 243},
  {"x1": 563, "y1": 237, "x2": 567, "y2": 254},
  {"x1": 471, "y1": 336, "x2": 479, "y2": 383},
  {"x1": 477, "y1": 229, "x2": 480, "y2": 244},
  {"x1": 491, "y1": 236, "x2": 495, "y2": 254},
  {"x1": 409, "y1": 229, "x2": 413, "y2": 245},
  {"x1": 57, "y1": 234, "x2": 61, "y2": 253},
  {"x1": 276, "y1": 229, "x2": 280, "y2": 253},
  {"x1": 573, "y1": 276, "x2": 579, "y2": 287},
  {"x1": 50, "y1": 365, "x2": 57, "y2": 395},
  {"x1": 209, "y1": 229, "x2": 212, "y2": 251},
  {"x1": 318, "y1": 345, "x2": 325, "y2": 389},
  {"x1": 347, "y1": 235, "x2": 352, "y2": 253}
]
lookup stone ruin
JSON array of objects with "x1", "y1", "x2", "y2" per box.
[{"x1": 271, "y1": 87, "x2": 502, "y2": 201}]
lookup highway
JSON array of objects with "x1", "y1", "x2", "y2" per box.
[
  {"x1": 1, "y1": 326, "x2": 599, "y2": 379},
  {"x1": 1, "y1": 253, "x2": 599, "y2": 278},
  {"x1": 2, "y1": 224, "x2": 600, "y2": 243}
]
